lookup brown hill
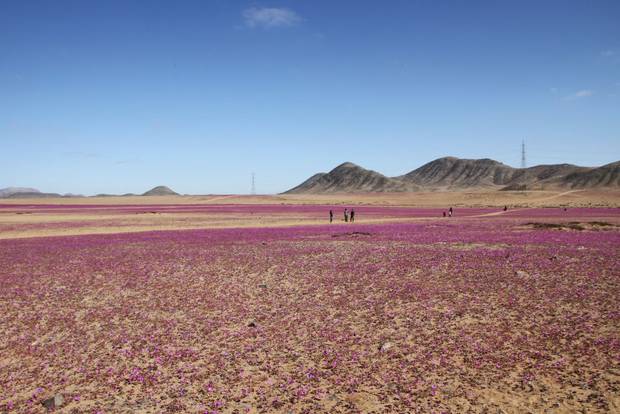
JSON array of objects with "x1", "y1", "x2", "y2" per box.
[
  {"x1": 5, "y1": 191, "x2": 63, "y2": 199},
  {"x1": 142, "y1": 186, "x2": 179, "y2": 196},
  {"x1": 0, "y1": 187, "x2": 40, "y2": 198},
  {"x1": 284, "y1": 162, "x2": 417, "y2": 194},
  {"x1": 561, "y1": 161, "x2": 620, "y2": 188},
  {"x1": 1, "y1": 188, "x2": 83, "y2": 199},
  {"x1": 286, "y1": 157, "x2": 620, "y2": 193},
  {"x1": 400, "y1": 157, "x2": 516, "y2": 189},
  {"x1": 402, "y1": 158, "x2": 620, "y2": 190}
]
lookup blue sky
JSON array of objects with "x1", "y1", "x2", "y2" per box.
[{"x1": 1, "y1": 0, "x2": 619, "y2": 195}]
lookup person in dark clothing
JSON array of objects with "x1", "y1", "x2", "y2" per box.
[
  {"x1": 350, "y1": 209, "x2": 355, "y2": 222},
  {"x1": 448, "y1": 207, "x2": 453, "y2": 217},
  {"x1": 503, "y1": 205, "x2": 508, "y2": 211},
  {"x1": 329, "y1": 210, "x2": 333, "y2": 223},
  {"x1": 344, "y1": 208, "x2": 348, "y2": 222},
  {"x1": 443, "y1": 211, "x2": 446, "y2": 217}
]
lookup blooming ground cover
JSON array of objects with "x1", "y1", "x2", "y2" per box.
[
  {"x1": 0, "y1": 204, "x2": 496, "y2": 218},
  {"x1": 0, "y1": 207, "x2": 619, "y2": 413},
  {"x1": 0, "y1": 205, "x2": 497, "y2": 240}
]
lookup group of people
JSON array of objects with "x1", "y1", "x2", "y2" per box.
[
  {"x1": 329, "y1": 205, "x2": 514, "y2": 222},
  {"x1": 442, "y1": 207, "x2": 454, "y2": 217},
  {"x1": 442, "y1": 206, "x2": 509, "y2": 217},
  {"x1": 329, "y1": 208, "x2": 355, "y2": 223}
]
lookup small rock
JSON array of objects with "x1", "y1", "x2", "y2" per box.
[
  {"x1": 55, "y1": 394, "x2": 65, "y2": 407},
  {"x1": 516, "y1": 270, "x2": 529, "y2": 278},
  {"x1": 247, "y1": 321, "x2": 257, "y2": 328},
  {"x1": 258, "y1": 284, "x2": 267, "y2": 289},
  {"x1": 379, "y1": 342, "x2": 394, "y2": 352},
  {"x1": 41, "y1": 394, "x2": 64, "y2": 411}
]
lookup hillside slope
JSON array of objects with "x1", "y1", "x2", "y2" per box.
[
  {"x1": 142, "y1": 186, "x2": 179, "y2": 196},
  {"x1": 286, "y1": 157, "x2": 620, "y2": 193},
  {"x1": 285, "y1": 162, "x2": 417, "y2": 194}
]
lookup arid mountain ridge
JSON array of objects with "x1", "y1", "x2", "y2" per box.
[
  {"x1": 2, "y1": 158, "x2": 618, "y2": 198},
  {"x1": 285, "y1": 157, "x2": 620, "y2": 193},
  {"x1": 0, "y1": 187, "x2": 83, "y2": 199},
  {"x1": 0, "y1": 186, "x2": 178, "y2": 199}
]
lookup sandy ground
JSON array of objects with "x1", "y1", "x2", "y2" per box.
[
  {"x1": 278, "y1": 189, "x2": 620, "y2": 208},
  {"x1": 1, "y1": 190, "x2": 618, "y2": 240},
  {"x1": 1, "y1": 189, "x2": 619, "y2": 207},
  {"x1": 0, "y1": 214, "x2": 417, "y2": 240}
]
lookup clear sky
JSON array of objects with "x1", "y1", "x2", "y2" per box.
[{"x1": 1, "y1": 0, "x2": 619, "y2": 195}]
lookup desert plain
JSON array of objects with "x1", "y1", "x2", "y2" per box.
[{"x1": 0, "y1": 190, "x2": 619, "y2": 413}]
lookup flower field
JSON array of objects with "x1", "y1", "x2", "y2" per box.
[
  {"x1": 0, "y1": 206, "x2": 619, "y2": 413},
  {"x1": 0, "y1": 205, "x2": 497, "y2": 240}
]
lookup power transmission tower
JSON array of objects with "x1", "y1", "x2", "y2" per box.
[
  {"x1": 251, "y1": 172, "x2": 256, "y2": 195},
  {"x1": 521, "y1": 140, "x2": 526, "y2": 168}
]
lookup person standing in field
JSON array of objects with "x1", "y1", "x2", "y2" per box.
[
  {"x1": 344, "y1": 208, "x2": 349, "y2": 222},
  {"x1": 448, "y1": 207, "x2": 453, "y2": 217},
  {"x1": 350, "y1": 209, "x2": 355, "y2": 222},
  {"x1": 329, "y1": 210, "x2": 333, "y2": 223}
]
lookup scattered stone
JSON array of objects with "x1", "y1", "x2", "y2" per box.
[
  {"x1": 247, "y1": 321, "x2": 257, "y2": 328},
  {"x1": 332, "y1": 231, "x2": 372, "y2": 238},
  {"x1": 379, "y1": 342, "x2": 394, "y2": 352},
  {"x1": 41, "y1": 394, "x2": 64, "y2": 410},
  {"x1": 258, "y1": 284, "x2": 267, "y2": 289},
  {"x1": 516, "y1": 270, "x2": 529, "y2": 278},
  {"x1": 525, "y1": 222, "x2": 585, "y2": 231}
]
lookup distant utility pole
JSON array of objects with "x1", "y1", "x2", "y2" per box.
[
  {"x1": 521, "y1": 140, "x2": 526, "y2": 168},
  {"x1": 251, "y1": 172, "x2": 256, "y2": 195}
]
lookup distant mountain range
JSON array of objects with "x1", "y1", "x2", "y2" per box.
[
  {"x1": 3, "y1": 158, "x2": 619, "y2": 199},
  {"x1": 0, "y1": 185, "x2": 178, "y2": 199},
  {"x1": 0, "y1": 187, "x2": 40, "y2": 197},
  {"x1": 284, "y1": 157, "x2": 620, "y2": 193},
  {"x1": 0, "y1": 187, "x2": 82, "y2": 199}
]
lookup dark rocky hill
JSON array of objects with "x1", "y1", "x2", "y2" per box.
[
  {"x1": 5, "y1": 191, "x2": 63, "y2": 198},
  {"x1": 284, "y1": 162, "x2": 418, "y2": 194},
  {"x1": 285, "y1": 157, "x2": 620, "y2": 193},
  {"x1": 142, "y1": 186, "x2": 179, "y2": 196},
  {"x1": 0, "y1": 187, "x2": 40, "y2": 198},
  {"x1": 400, "y1": 157, "x2": 516, "y2": 189},
  {"x1": 561, "y1": 161, "x2": 620, "y2": 188}
]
